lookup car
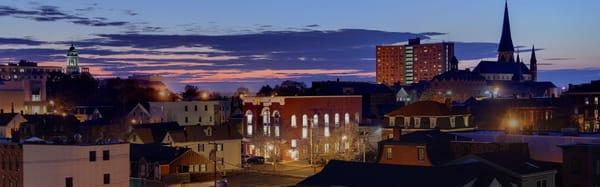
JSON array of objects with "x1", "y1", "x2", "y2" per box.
[
  {"x1": 241, "y1": 155, "x2": 251, "y2": 163},
  {"x1": 246, "y1": 156, "x2": 265, "y2": 164}
]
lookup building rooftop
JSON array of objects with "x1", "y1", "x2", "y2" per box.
[
  {"x1": 0, "y1": 113, "x2": 19, "y2": 126},
  {"x1": 166, "y1": 124, "x2": 242, "y2": 143},
  {"x1": 297, "y1": 160, "x2": 517, "y2": 187},
  {"x1": 131, "y1": 122, "x2": 183, "y2": 144},
  {"x1": 386, "y1": 100, "x2": 468, "y2": 116},
  {"x1": 473, "y1": 61, "x2": 531, "y2": 75},
  {"x1": 432, "y1": 69, "x2": 486, "y2": 82}
]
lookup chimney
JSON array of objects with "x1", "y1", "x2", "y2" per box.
[{"x1": 392, "y1": 126, "x2": 402, "y2": 140}]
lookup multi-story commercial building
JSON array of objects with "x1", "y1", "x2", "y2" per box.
[
  {"x1": 0, "y1": 141, "x2": 22, "y2": 187},
  {"x1": 0, "y1": 60, "x2": 61, "y2": 114},
  {"x1": 563, "y1": 80, "x2": 600, "y2": 132},
  {"x1": 22, "y1": 142, "x2": 130, "y2": 187},
  {"x1": 376, "y1": 38, "x2": 454, "y2": 85},
  {"x1": 383, "y1": 101, "x2": 475, "y2": 137},
  {"x1": 148, "y1": 100, "x2": 231, "y2": 126},
  {"x1": 242, "y1": 96, "x2": 362, "y2": 161}
]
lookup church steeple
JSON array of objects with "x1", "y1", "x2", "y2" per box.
[
  {"x1": 66, "y1": 43, "x2": 80, "y2": 74},
  {"x1": 498, "y1": 0, "x2": 515, "y2": 62},
  {"x1": 530, "y1": 45, "x2": 538, "y2": 81}
]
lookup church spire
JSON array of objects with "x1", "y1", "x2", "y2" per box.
[
  {"x1": 450, "y1": 56, "x2": 459, "y2": 71},
  {"x1": 530, "y1": 45, "x2": 538, "y2": 81},
  {"x1": 498, "y1": 0, "x2": 515, "y2": 62}
]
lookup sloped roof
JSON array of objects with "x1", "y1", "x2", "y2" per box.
[
  {"x1": 386, "y1": 101, "x2": 468, "y2": 116},
  {"x1": 166, "y1": 124, "x2": 243, "y2": 143},
  {"x1": 297, "y1": 160, "x2": 517, "y2": 187},
  {"x1": 432, "y1": 70, "x2": 485, "y2": 82},
  {"x1": 131, "y1": 122, "x2": 183, "y2": 144},
  {"x1": 473, "y1": 61, "x2": 530, "y2": 74},
  {"x1": 130, "y1": 144, "x2": 190, "y2": 164},
  {"x1": 474, "y1": 152, "x2": 560, "y2": 175},
  {"x1": 0, "y1": 113, "x2": 18, "y2": 126}
]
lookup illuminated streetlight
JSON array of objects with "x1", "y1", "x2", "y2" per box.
[{"x1": 508, "y1": 118, "x2": 518, "y2": 128}]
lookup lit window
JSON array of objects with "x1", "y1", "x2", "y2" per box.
[
  {"x1": 291, "y1": 139, "x2": 297, "y2": 148},
  {"x1": 450, "y1": 117, "x2": 456, "y2": 128},
  {"x1": 344, "y1": 113, "x2": 350, "y2": 125},
  {"x1": 536, "y1": 180, "x2": 547, "y2": 187},
  {"x1": 334, "y1": 113, "x2": 340, "y2": 127},
  {"x1": 291, "y1": 115, "x2": 297, "y2": 128},
  {"x1": 275, "y1": 126, "x2": 280, "y2": 137},
  {"x1": 324, "y1": 114, "x2": 329, "y2": 126},
  {"x1": 313, "y1": 114, "x2": 319, "y2": 128},
  {"x1": 386, "y1": 147, "x2": 392, "y2": 160},
  {"x1": 417, "y1": 146, "x2": 425, "y2": 161}
]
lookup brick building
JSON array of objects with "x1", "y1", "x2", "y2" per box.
[
  {"x1": 0, "y1": 141, "x2": 22, "y2": 187},
  {"x1": 242, "y1": 96, "x2": 362, "y2": 161},
  {"x1": 376, "y1": 38, "x2": 454, "y2": 85},
  {"x1": 558, "y1": 143, "x2": 600, "y2": 187},
  {"x1": 563, "y1": 80, "x2": 600, "y2": 132}
]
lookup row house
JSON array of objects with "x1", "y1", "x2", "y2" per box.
[
  {"x1": 242, "y1": 96, "x2": 362, "y2": 161},
  {"x1": 563, "y1": 80, "x2": 600, "y2": 132}
]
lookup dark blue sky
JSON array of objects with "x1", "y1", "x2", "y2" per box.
[{"x1": 0, "y1": 0, "x2": 598, "y2": 92}]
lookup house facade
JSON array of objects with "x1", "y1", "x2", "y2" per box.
[
  {"x1": 242, "y1": 95, "x2": 362, "y2": 161},
  {"x1": 22, "y1": 143, "x2": 130, "y2": 187},
  {"x1": 0, "y1": 113, "x2": 26, "y2": 138},
  {"x1": 148, "y1": 100, "x2": 231, "y2": 126}
]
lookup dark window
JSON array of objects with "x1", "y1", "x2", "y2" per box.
[
  {"x1": 89, "y1": 151, "x2": 96, "y2": 162},
  {"x1": 184, "y1": 105, "x2": 188, "y2": 111},
  {"x1": 417, "y1": 147, "x2": 425, "y2": 161},
  {"x1": 205, "y1": 105, "x2": 208, "y2": 111},
  {"x1": 180, "y1": 165, "x2": 190, "y2": 173},
  {"x1": 199, "y1": 117, "x2": 202, "y2": 122},
  {"x1": 103, "y1": 150, "x2": 110, "y2": 160},
  {"x1": 65, "y1": 177, "x2": 73, "y2": 187},
  {"x1": 536, "y1": 180, "x2": 547, "y2": 187},
  {"x1": 198, "y1": 144, "x2": 204, "y2": 152},
  {"x1": 103, "y1": 173, "x2": 110, "y2": 184},
  {"x1": 185, "y1": 117, "x2": 189, "y2": 123},
  {"x1": 194, "y1": 105, "x2": 198, "y2": 111}
]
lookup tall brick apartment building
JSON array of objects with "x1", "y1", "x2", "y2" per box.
[
  {"x1": 0, "y1": 142, "x2": 22, "y2": 187},
  {"x1": 242, "y1": 96, "x2": 362, "y2": 161},
  {"x1": 376, "y1": 38, "x2": 454, "y2": 85}
]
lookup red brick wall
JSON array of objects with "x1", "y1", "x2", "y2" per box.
[
  {"x1": 376, "y1": 45, "x2": 405, "y2": 85},
  {"x1": 242, "y1": 96, "x2": 362, "y2": 160},
  {"x1": 378, "y1": 144, "x2": 432, "y2": 166},
  {"x1": 0, "y1": 144, "x2": 22, "y2": 187}
]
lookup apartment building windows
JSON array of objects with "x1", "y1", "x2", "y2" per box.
[
  {"x1": 103, "y1": 150, "x2": 110, "y2": 160},
  {"x1": 89, "y1": 151, "x2": 96, "y2": 162}
]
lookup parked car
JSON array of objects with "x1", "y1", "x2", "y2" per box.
[
  {"x1": 242, "y1": 154, "x2": 251, "y2": 163},
  {"x1": 246, "y1": 156, "x2": 265, "y2": 164}
]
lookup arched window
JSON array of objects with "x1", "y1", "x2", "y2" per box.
[
  {"x1": 313, "y1": 114, "x2": 319, "y2": 127},
  {"x1": 262, "y1": 108, "x2": 270, "y2": 125},
  {"x1": 273, "y1": 111, "x2": 280, "y2": 124},
  {"x1": 291, "y1": 115, "x2": 297, "y2": 128},
  {"x1": 324, "y1": 114, "x2": 330, "y2": 126},
  {"x1": 344, "y1": 113, "x2": 350, "y2": 125},
  {"x1": 302, "y1": 114, "x2": 308, "y2": 127},
  {"x1": 334, "y1": 113, "x2": 340, "y2": 128},
  {"x1": 245, "y1": 110, "x2": 253, "y2": 136},
  {"x1": 355, "y1": 112, "x2": 360, "y2": 123},
  {"x1": 302, "y1": 114, "x2": 308, "y2": 139}
]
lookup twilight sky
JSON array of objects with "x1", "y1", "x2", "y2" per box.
[{"x1": 0, "y1": 0, "x2": 599, "y2": 92}]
